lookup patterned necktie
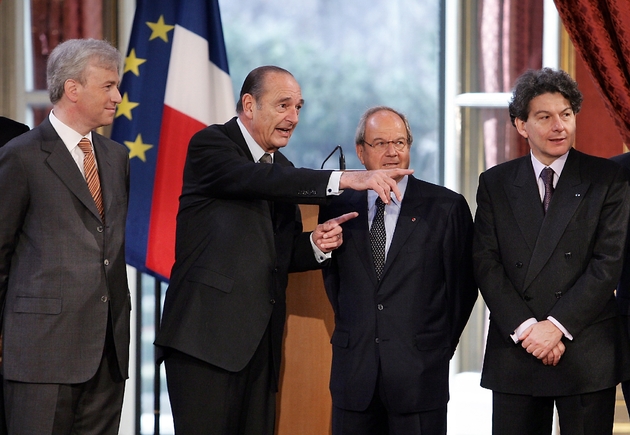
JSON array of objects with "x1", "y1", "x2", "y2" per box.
[
  {"x1": 77, "y1": 138, "x2": 104, "y2": 221},
  {"x1": 259, "y1": 153, "x2": 272, "y2": 164},
  {"x1": 370, "y1": 197, "x2": 386, "y2": 280},
  {"x1": 541, "y1": 166, "x2": 554, "y2": 214}
]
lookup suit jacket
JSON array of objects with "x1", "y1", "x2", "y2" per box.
[
  {"x1": 155, "y1": 117, "x2": 333, "y2": 383},
  {"x1": 474, "y1": 148, "x2": 630, "y2": 396},
  {"x1": 611, "y1": 153, "x2": 630, "y2": 345},
  {"x1": 319, "y1": 175, "x2": 477, "y2": 413},
  {"x1": 0, "y1": 117, "x2": 130, "y2": 384},
  {"x1": 0, "y1": 117, "x2": 29, "y2": 147}
]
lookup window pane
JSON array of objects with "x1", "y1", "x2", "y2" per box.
[{"x1": 218, "y1": 0, "x2": 443, "y2": 183}]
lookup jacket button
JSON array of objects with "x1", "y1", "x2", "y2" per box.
[
  {"x1": 375, "y1": 338, "x2": 380, "y2": 344},
  {"x1": 564, "y1": 252, "x2": 572, "y2": 259},
  {"x1": 377, "y1": 304, "x2": 384, "y2": 311},
  {"x1": 104, "y1": 259, "x2": 110, "y2": 266},
  {"x1": 555, "y1": 291, "x2": 563, "y2": 299},
  {"x1": 101, "y1": 296, "x2": 108, "y2": 302},
  {"x1": 523, "y1": 295, "x2": 532, "y2": 301},
  {"x1": 97, "y1": 226, "x2": 104, "y2": 233},
  {"x1": 515, "y1": 262, "x2": 523, "y2": 268},
  {"x1": 270, "y1": 299, "x2": 276, "y2": 305}
]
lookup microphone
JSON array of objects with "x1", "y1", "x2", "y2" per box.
[{"x1": 321, "y1": 145, "x2": 346, "y2": 170}]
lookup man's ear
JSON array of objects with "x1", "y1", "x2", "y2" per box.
[
  {"x1": 64, "y1": 79, "x2": 79, "y2": 103},
  {"x1": 514, "y1": 118, "x2": 529, "y2": 139},
  {"x1": 241, "y1": 94, "x2": 255, "y2": 120},
  {"x1": 355, "y1": 143, "x2": 365, "y2": 166}
]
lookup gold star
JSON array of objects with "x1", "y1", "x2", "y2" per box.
[
  {"x1": 116, "y1": 93, "x2": 140, "y2": 120},
  {"x1": 146, "y1": 15, "x2": 175, "y2": 42},
  {"x1": 124, "y1": 49, "x2": 147, "y2": 76},
  {"x1": 125, "y1": 134, "x2": 154, "y2": 162}
]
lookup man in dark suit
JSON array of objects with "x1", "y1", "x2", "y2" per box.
[
  {"x1": 0, "y1": 116, "x2": 29, "y2": 435},
  {"x1": 318, "y1": 106, "x2": 477, "y2": 435},
  {"x1": 610, "y1": 151, "x2": 630, "y2": 414},
  {"x1": 0, "y1": 117, "x2": 29, "y2": 146},
  {"x1": 0, "y1": 39, "x2": 130, "y2": 435},
  {"x1": 154, "y1": 66, "x2": 412, "y2": 435},
  {"x1": 473, "y1": 68, "x2": 630, "y2": 435}
]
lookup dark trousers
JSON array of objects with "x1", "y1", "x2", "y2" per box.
[
  {"x1": 3, "y1": 329, "x2": 125, "y2": 435},
  {"x1": 332, "y1": 369, "x2": 446, "y2": 435},
  {"x1": 164, "y1": 327, "x2": 276, "y2": 435},
  {"x1": 492, "y1": 388, "x2": 616, "y2": 435}
]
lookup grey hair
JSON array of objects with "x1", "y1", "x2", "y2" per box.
[
  {"x1": 355, "y1": 106, "x2": 413, "y2": 146},
  {"x1": 47, "y1": 38, "x2": 122, "y2": 104}
]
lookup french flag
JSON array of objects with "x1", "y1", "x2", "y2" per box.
[{"x1": 111, "y1": 0, "x2": 235, "y2": 281}]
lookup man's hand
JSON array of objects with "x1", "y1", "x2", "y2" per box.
[
  {"x1": 340, "y1": 169, "x2": 413, "y2": 204},
  {"x1": 541, "y1": 341, "x2": 565, "y2": 366},
  {"x1": 312, "y1": 212, "x2": 358, "y2": 252},
  {"x1": 519, "y1": 320, "x2": 564, "y2": 361}
]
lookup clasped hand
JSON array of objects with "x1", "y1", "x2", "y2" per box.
[{"x1": 519, "y1": 320, "x2": 565, "y2": 366}]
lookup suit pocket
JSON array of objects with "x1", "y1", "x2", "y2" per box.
[
  {"x1": 330, "y1": 330, "x2": 349, "y2": 348},
  {"x1": 14, "y1": 296, "x2": 62, "y2": 314},
  {"x1": 187, "y1": 266, "x2": 234, "y2": 294},
  {"x1": 414, "y1": 331, "x2": 448, "y2": 351}
]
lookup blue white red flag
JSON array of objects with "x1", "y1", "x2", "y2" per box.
[{"x1": 111, "y1": 0, "x2": 235, "y2": 281}]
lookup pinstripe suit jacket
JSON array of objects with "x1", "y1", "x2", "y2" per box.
[{"x1": 0, "y1": 117, "x2": 130, "y2": 383}]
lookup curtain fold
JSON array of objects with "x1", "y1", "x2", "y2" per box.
[
  {"x1": 554, "y1": 0, "x2": 630, "y2": 145},
  {"x1": 478, "y1": 0, "x2": 543, "y2": 168}
]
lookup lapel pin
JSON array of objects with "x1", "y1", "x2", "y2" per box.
[{"x1": 411, "y1": 217, "x2": 416, "y2": 222}]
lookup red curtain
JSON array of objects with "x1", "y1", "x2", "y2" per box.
[
  {"x1": 478, "y1": 0, "x2": 543, "y2": 168},
  {"x1": 30, "y1": 0, "x2": 103, "y2": 125},
  {"x1": 554, "y1": 0, "x2": 630, "y2": 145}
]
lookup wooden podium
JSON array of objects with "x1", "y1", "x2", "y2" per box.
[{"x1": 276, "y1": 204, "x2": 335, "y2": 435}]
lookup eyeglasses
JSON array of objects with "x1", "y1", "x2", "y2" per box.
[{"x1": 363, "y1": 139, "x2": 408, "y2": 151}]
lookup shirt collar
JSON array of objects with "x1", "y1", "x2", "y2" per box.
[
  {"x1": 237, "y1": 117, "x2": 273, "y2": 163},
  {"x1": 49, "y1": 110, "x2": 93, "y2": 151},
  {"x1": 530, "y1": 149, "x2": 569, "y2": 180},
  {"x1": 367, "y1": 174, "x2": 409, "y2": 207}
]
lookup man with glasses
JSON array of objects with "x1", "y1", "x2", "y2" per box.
[{"x1": 319, "y1": 106, "x2": 478, "y2": 435}]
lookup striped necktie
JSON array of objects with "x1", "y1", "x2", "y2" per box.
[{"x1": 77, "y1": 138, "x2": 104, "y2": 221}]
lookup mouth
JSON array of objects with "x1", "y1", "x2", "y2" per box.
[
  {"x1": 549, "y1": 137, "x2": 566, "y2": 144},
  {"x1": 276, "y1": 126, "x2": 293, "y2": 137},
  {"x1": 382, "y1": 162, "x2": 400, "y2": 168}
]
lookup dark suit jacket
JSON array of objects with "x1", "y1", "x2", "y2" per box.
[
  {"x1": 0, "y1": 117, "x2": 131, "y2": 383},
  {"x1": 155, "y1": 117, "x2": 333, "y2": 383},
  {"x1": 611, "y1": 153, "x2": 630, "y2": 343},
  {"x1": 474, "y1": 148, "x2": 630, "y2": 396},
  {"x1": 0, "y1": 117, "x2": 29, "y2": 147},
  {"x1": 319, "y1": 176, "x2": 477, "y2": 413}
]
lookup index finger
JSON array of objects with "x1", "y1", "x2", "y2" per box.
[{"x1": 332, "y1": 212, "x2": 359, "y2": 225}]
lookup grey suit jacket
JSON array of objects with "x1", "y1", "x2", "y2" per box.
[
  {"x1": 473, "y1": 148, "x2": 630, "y2": 396},
  {"x1": 0, "y1": 117, "x2": 130, "y2": 384}
]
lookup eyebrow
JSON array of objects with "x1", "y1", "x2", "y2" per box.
[
  {"x1": 277, "y1": 96, "x2": 304, "y2": 106},
  {"x1": 532, "y1": 106, "x2": 572, "y2": 117}
]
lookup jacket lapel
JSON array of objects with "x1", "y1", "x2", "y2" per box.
[
  {"x1": 523, "y1": 149, "x2": 588, "y2": 290},
  {"x1": 93, "y1": 135, "x2": 115, "y2": 222},
  {"x1": 345, "y1": 190, "x2": 378, "y2": 285},
  {"x1": 504, "y1": 157, "x2": 545, "y2": 253},
  {"x1": 41, "y1": 120, "x2": 103, "y2": 221},
  {"x1": 381, "y1": 177, "x2": 426, "y2": 283}
]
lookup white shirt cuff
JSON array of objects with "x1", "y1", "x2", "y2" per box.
[
  {"x1": 547, "y1": 316, "x2": 573, "y2": 340},
  {"x1": 310, "y1": 232, "x2": 332, "y2": 263},
  {"x1": 326, "y1": 171, "x2": 343, "y2": 196},
  {"x1": 511, "y1": 318, "x2": 537, "y2": 343}
]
